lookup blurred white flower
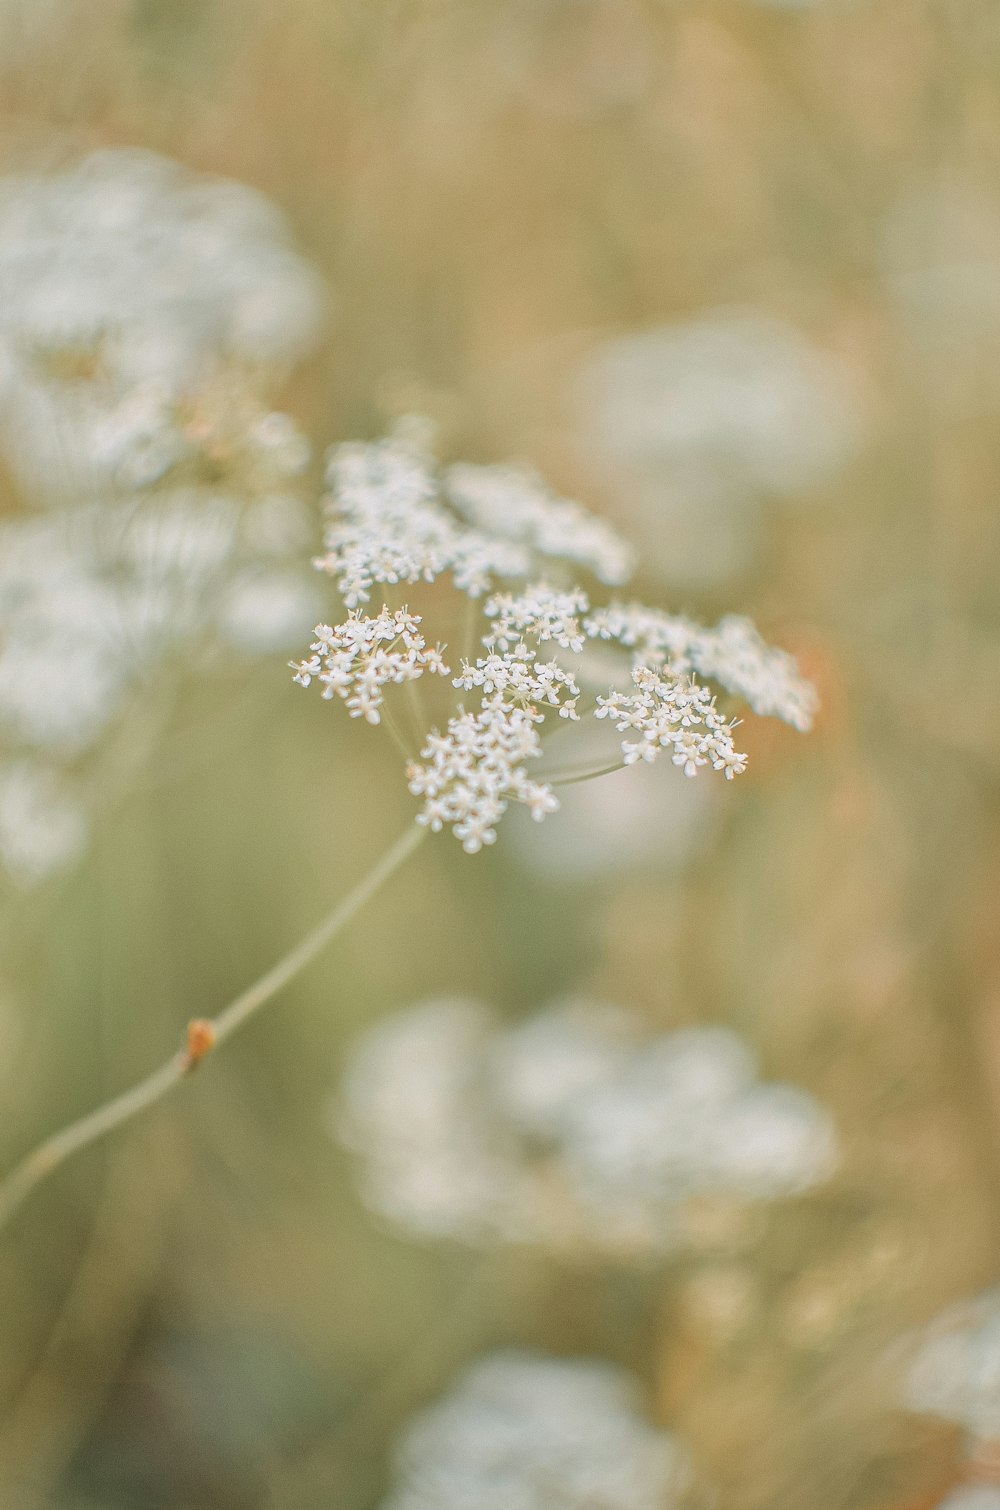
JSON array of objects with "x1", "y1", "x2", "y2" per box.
[
  {"x1": 576, "y1": 310, "x2": 860, "y2": 495},
  {"x1": 218, "y1": 570, "x2": 323, "y2": 655},
  {"x1": 0, "y1": 148, "x2": 326, "y2": 503},
  {"x1": 572, "y1": 310, "x2": 863, "y2": 585},
  {"x1": 881, "y1": 185, "x2": 1000, "y2": 415},
  {"x1": 0, "y1": 491, "x2": 317, "y2": 763},
  {"x1": 382, "y1": 1351, "x2": 692, "y2": 1510},
  {"x1": 904, "y1": 1289, "x2": 1000, "y2": 1444},
  {"x1": 336, "y1": 998, "x2": 837, "y2": 1256},
  {"x1": 0, "y1": 760, "x2": 87, "y2": 885},
  {"x1": 338, "y1": 998, "x2": 512, "y2": 1240},
  {"x1": 934, "y1": 1490, "x2": 1000, "y2": 1510},
  {"x1": 0, "y1": 510, "x2": 134, "y2": 753},
  {"x1": 446, "y1": 460, "x2": 634, "y2": 587},
  {"x1": 0, "y1": 482, "x2": 319, "y2": 882}
]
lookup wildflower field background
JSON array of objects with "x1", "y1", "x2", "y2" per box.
[{"x1": 0, "y1": 2, "x2": 999, "y2": 1508}]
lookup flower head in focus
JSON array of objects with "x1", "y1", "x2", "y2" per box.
[{"x1": 294, "y1": 421, "x2": 819, "y2": 852}]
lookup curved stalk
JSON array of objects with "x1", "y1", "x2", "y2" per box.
[
  {"x1": 548, "y1": 760, "x2": 626, "y2": 787},
  {"x1": 0, "y1": 822, "x2": 426, "y2": 1233}
]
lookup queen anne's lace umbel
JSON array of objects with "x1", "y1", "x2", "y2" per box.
[
  {"x1": 316, "y1": 431, "x2": 530, "y2": 607},
  {"x1": 292, "y1": 608, "x2": 449, "y2": 725},
  {"x1": 596, "y1": 666, "x2": 747, "y2": 778},
  {"x1": 406, "y1": 699, "x2": 560, "y2": 854},
  {"x1": 294, "y1": 423, "x2": 819, "y2": 851},
  {"x1": 584, "y1": 604, "x2": 818, "y2": 731}
]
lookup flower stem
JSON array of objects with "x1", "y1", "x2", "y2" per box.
[
  {"x1": 0, "y1": 821, "x2": 427, "y2": 1234},
  {"x1": 548, "y1": 760, "x2": 626, "y2": 787}
]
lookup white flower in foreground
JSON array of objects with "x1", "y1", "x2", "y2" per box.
[
  {"x1": 335, "y1": 998, "x2": 837, "y2": 1255},
  {"x1": 293, "y1": 609, "x2": 449, "y2": 726},
  {"x1": 596, "y1": 666, "x2": 747, "y2": 779},
  {"x1": 295, "y1": 423, "x2": 818, "y2": 853},
  {"x1": 407, "y1": 699, "x2": 556, "y2": 854},
  {"x1": 381, "y1": 1351, "x2": 692, "y2": 1510},
  {"x1": 584, "y1": 606, "x2": 817, "y2": 731},
  {"x1": 904, "y1": 1290, "x2": 1000, "y2": 1444}
]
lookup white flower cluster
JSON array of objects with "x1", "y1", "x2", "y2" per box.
[
  {"x1": 485, "y1": 585, "x2": 589, "y2": 653},
  {"x1": 904, "y1": 1290, "x2": 1000, "y2": 1444},
  {"x1": 382, "y1": 1351, "x2": 692, "y2": 1510},
  {"x1": 291, "y1": 609, "x2": 449, "y2": 725},
  {"x1": 446, "y1": 461, "x2": 635, "y2": 586},
  {"x1": 317, "y1": 427, "x2": 633, "y2": 608},
  {"x1": 585, "y1": 606, "x2": 818, "y2": 732},
  {"x1": 298, "y1": 426, "x2": 818, "y2": 852},
  {"x1": 0, "y1": 151, "x2": 329, "y2": 884},
  {"x1": 688, "y1": 615, "x2": 819, "y2": 731},
  {"x1": 0, "y1": 149, "x2": 324, "y2": 505},
  {"x1": 596, "y1": 666, "x2": 747, "y2": 779},
  {"x1": 402, "y1": 588, "x2": 588, "y2": 851},
  {"x1": 408, "y1": 700, "x2": 558, "y2": 854},
  {"x1": 452, "y1": 642, "x2": 581, "y2": 715},
  {"x1": 336, "y1": 998, "x2": 838, "y2": 1254}
]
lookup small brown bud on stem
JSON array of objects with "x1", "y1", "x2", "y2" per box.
[{"x1": 184, "y1": 1019, "x2": 217, "y2": 1071}]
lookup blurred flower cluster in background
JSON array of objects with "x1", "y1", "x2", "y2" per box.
[{"x1": 0, "y1": 1, "x2": 998, "y2": 1508}]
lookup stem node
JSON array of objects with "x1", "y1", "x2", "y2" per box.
[
  {"x1": 183, "y1": 1019, "x2": 217, "y2": 1071},
  {"x1": 0, "y1": 821, "x2": 426, "y2": 1234}
]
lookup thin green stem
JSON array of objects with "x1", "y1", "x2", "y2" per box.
[
  {"x1": 403, "y1": 676, "x2": 427, "y2": 753},
  {"x1": 380, "y1": 703, "x2": 415, "y2": 764},
  {"x1": 547, "y1": 760, "x2": 626, "y2": 787},
  {"x1": 0, "y1": 822, "x2": 426, "y2": 1234},
  {"x1": 460, "y1": 593, "x2": 478, "y2": 665}
]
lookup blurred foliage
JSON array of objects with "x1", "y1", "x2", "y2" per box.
[{"x1": 0, "y1": 1, "x2": 999, "y2": 1508}]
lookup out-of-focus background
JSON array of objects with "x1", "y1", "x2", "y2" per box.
[{"x1": 0, "y1": 3, "x2": 998, "y2": 1508}]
